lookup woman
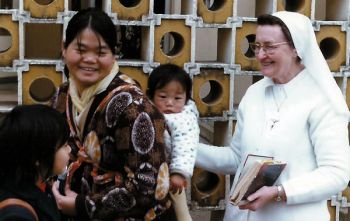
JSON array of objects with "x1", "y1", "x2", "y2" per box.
[
  {"x1": 196, "y1": 11, "x2": 350, "y2": 221},
  {"x1": 0, "y1": 104, "x2": 71, "y2": 221},
  {"x1": 51, "y1": 8, "x2": 171, "y2": 221}
]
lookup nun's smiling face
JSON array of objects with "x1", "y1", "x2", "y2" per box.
[{"x1": 254, "y1": 25, "x2": 299, "y2": 84}]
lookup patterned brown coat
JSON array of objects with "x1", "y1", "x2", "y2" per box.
[{"x1": 53, "y1": 73, "x2": 171, "y2": 220}]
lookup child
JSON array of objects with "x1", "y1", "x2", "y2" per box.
[
  {"x1": 147, "y1": 64, "x2": 200, "y2": 221},
  {"x1": 0, "y1": 104, "x2": 71, "y2": 221}
]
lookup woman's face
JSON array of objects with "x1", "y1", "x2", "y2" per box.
[
  {"x1": 53, "y1": 143, "x2": 71, "y2": 175},
  {"x1": 62, "y1": 28, "x2": 115, "y2": 92},
  {"x1": 255, "y1": 25, "x2": 298, "y2": 84}
]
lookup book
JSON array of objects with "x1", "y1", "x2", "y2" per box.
[{"x1": 230, "y1": 154, "x2": 286, "y2": 206}]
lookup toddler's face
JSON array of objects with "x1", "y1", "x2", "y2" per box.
[{"x1": 153, "y1": 80, "x2": 186, "y2": 114}]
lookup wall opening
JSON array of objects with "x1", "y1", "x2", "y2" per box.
[{"x1": 29, "y1": 78, "x2": 56, "y2": 102}]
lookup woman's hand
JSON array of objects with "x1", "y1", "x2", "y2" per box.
[
  {"x1": 52, "y1": 181, "x2": 78, "y2": 215},
  {"x1": 238, "y1": 186, "x2": 284, "y2": 211}
]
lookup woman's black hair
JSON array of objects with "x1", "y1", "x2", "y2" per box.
[
  {"x1": 257, "y1": 14, "x2": 295, "y2": 48},
  {"x1": 63, "y1": 7, "x2": 117, "y2": 78},
  {"x1": 147, "y1": 64, "x2": 192, "y2": 103},
  {"x1": 0, "y1": 104, "x2": 70, "y2": 186}
]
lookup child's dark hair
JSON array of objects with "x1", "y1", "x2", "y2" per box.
[
  {"x1": 63, "y1": 7, "x2": 116, "y2": 78},
  {"x1": 147, "y1": 64, "x2": 192, "y2": 103},
  {"x1": 0, "y1": 104, "x2": 70, "y2": 186}
]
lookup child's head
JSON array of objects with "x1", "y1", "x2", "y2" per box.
[
  {"x1": 0, "y1": 104, "x2": 70, "y2": 185},
  {"x1": 147, "y1": 64, "x2": 192, "y2": 114}
]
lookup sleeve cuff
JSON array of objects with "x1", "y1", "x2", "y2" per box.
[{"x1": 75, "y1": 194, "x2": 90, "y2": 220}]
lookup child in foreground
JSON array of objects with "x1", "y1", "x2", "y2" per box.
[
  {"x1": 147, "y1": 64, "x2": 200, "y2": 221},
  {"x1": 0, "y1": 104, "x2": 71, "y2": 221}
]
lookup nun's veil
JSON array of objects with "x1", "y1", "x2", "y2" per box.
[{"x1": 273, "y1": 11, "x2": 349, "y2": 116}]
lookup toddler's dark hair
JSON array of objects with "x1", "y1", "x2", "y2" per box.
[{"x1": 147, "y1": 64, "x2": 192, "y2": 103}]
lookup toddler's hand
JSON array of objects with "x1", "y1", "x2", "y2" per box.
[{"x1": 170, "y1": 174, "x2": 187, "y2": 194}]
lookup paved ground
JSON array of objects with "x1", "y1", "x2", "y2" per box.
[
  {"x1": 191, "y1": 211, "x2": 211, "y2": 221},
  {"x1": 191, "y1": 210, "x2": 224, "y2": 221}
]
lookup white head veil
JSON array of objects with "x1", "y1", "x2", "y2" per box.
[{"x1": 272, "y1": 11, "x2": 349, "y2": 116}]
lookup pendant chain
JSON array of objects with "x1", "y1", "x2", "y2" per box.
[
  {"x1": 269, "y1": 86, "x2": 286, "y2": 130},
  {"x1": 272, "y1": 87, "x2": 286, "y2": 112}
]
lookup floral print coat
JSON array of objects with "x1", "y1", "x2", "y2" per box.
[{"x1": 53, "y1": 73, "x2": 170, "y2": 221}]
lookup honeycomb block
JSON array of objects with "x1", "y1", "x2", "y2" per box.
[
  {"x1": 191, "y1": 167, "x2": 226, "y2": 207},
  {"x1": 25, "y1": 23, "x2": 63, "y2": 59},
  {"x1": 0, "y1": 15, "x2": 19, "y2": 67},
  {"x1": 24, "y1": 0, "x2": 64, "y2": 18},
  {"x1": 343, "y1": 78, "x2": 350, "y2": 110},
  {"x1": 154, "y1": 19, "x2": 191, "y2": 67},
  {"x1": 328, "y1": 186, "x2": 350, "y2": 221},
  {"x1": 276, "y1": 0, "x2": 312, "y2": 18},
  {"x1": 119, "y1": 66, "x2": 149, "y2": 93},
  {"x1": 22, "y1": 65, "x2": 63, "y2": 104},
  {"x1": 0, "y1": 72, "x2": 18, "y2": 108},
  {"x1": 324, "y1": 0, "x2": 349, "y2": 21},
  {"x1": 111, "y1": 0, "x2": 149, "y2": 20},
  {"x1": 197, "y1": 0, "x2": 234, "y2": 24},
  {"x1": 315, "y1": 25, "x2": 346, "y2": 72},
  {"x1": 235, "y1": 21, "x2": 259, "y2": 71},
  {"x1": 192, "y1": 69, "x2": 230, "y2": 117},
  {"x1": 327, "y1": 198, "x2": 335, "y2": 221}
]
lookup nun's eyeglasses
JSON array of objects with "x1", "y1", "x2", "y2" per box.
[{"x1": 249, "y1": 42, "x2": 290, "y2": 55}]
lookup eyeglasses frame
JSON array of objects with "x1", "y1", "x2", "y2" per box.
[{"x1": 249, "y1": 41, "x2": 290, "y2": 55}]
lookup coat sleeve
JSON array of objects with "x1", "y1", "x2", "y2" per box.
[
  {"x1": 165, "y1": 100, "x2": 200, "y2": 178},
  {"x1": 195, "y1": 97, "x2": 244, "y2": 175}
]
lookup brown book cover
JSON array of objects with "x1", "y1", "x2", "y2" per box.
[{"x1": 230, "y1": 154, "x2": 286, "y2": 206}]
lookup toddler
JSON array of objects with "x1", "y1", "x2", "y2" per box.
[{"x1": 147, "y1": 64, "x2": 199, "y2": 221}]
